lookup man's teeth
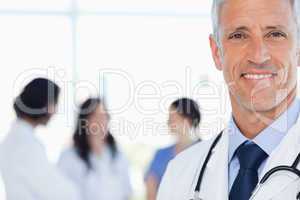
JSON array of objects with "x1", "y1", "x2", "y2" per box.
[{"x1": 243, "y1": 74, "x2": 273, "y2": 80}]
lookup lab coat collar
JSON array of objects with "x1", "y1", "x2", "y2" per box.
[
  {"x1": 198, "y1": 113, "x2": 300, "y2": 200},
  {"x1": 13, "y1": 119, "x2": 35, "y2": 133},
  {"x1": 198, "y1": 129, "x2": 229, "y2": 200},
  {"x1": 10, "y1": 119, "x2": 44, "y2": 149},
  {"x1": 250, "y1": 112, "x2": 300, "y2": 199}
]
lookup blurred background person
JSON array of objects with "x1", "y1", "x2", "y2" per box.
[
  {"x1": 144, "y1": 97, "x2": 201, "y2": 200},
  {"x1": 0, "y1": 78, "x2": 79, "y2": 200},
  {"x1": 58, "y1": 97, "x2": 132, "y2": 200}
]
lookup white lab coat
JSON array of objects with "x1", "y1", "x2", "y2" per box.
[
  {"x1": 0, "y1": 119, "x2": 80, "y2": 200},
  {"x1": 57, "y1": 146, "x2": 132, "y2": 200},
  {"x1": 157, "y1": 115, "x2": 300, "y2": 200}
]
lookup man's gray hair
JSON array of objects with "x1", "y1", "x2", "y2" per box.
[{"x1": 211, "y1": 0, "x2": 300, "y2": 44}]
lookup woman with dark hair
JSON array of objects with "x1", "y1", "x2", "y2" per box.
[
  {"x1": 0, "y1": 78, "x2": 79, "y2": 200},
  {"x1": 58, "y1": 98, "x2": 132, "y2": 200},
  {"x1": 144, "y1": 97, "x2": 201, "y2": 200}
]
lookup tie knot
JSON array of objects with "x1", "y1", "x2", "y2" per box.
[{"x1": 236, "y1": 142, "x2": 268, "y2": 170}]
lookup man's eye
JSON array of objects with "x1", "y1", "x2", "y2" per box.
[
  {"x1": 267, "y1": 31, "x2": 287, "y2": 39},
  {"x1": 228, "y1": 32, "x2": 247, "y2": 40}
]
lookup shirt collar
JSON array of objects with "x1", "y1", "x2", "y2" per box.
[{"x1": 228, "y1": 98, "x2": 300, "y2": 162}]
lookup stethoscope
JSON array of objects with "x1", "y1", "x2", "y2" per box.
[{"x1": 190, "y1": 132, "x2": 300, "y2": 200}]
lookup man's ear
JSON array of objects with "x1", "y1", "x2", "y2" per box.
[{"x1": 209, "y1": 34, "x2": 223, "y2": 71}]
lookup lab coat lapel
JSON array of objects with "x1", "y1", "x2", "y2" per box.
[
  {"x1": 199, "y1": 129, "x2": 229, "y2": 200},
  {"x1": 251, "y1": 117, "x2": 300, "y2": 200}
]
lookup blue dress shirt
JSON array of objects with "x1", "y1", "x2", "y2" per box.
[{"x1": 228, "y1": 98, "x2": 300, "y2": 190}]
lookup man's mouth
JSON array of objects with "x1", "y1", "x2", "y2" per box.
[{"x1": 241, "y1": 73, "x2": 277, "y2": 80}]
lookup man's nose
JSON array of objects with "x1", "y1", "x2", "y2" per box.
[{"x1": 247, "y1": 37, "x2": 271, "y2": 65}]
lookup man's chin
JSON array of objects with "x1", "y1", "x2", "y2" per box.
[
  {"x1": 244, "y1": 98, "x2": 278, "y2": 113},
  {"x1": 231, "y1": 91, "x2": 286, "y2": 115}
]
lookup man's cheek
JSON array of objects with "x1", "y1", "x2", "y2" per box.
[{"x1": 223, "y1": 69, "x2": 236, "y2": 86}]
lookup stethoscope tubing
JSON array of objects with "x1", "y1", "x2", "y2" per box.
[
  {"x1": 192, "y1": 133, "x2": 300, "y2": 200},
  {"x1": 194, "y1": 132, "x2": 223, "y2": 193}
]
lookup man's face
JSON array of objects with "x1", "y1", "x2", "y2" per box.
[{"x1": 210, "y1": 0, "x2": 299, "y2": 112}]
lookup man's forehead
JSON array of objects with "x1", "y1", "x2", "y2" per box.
[
  {"x1": 219, "y1": 0, "x2": 295, "y2": 29},
  {"x1": 220, "y1": 0, "x2": 293, "y2": 17},
  {"x1": 219, "y1": 0, "x2": 293, "y2": 9},
  {"x1": 223, "y1": 25, "x2": 288, "y2": 32},
  {"x1": 222, "y1": 21, "x2": 293, "y2": 33}
]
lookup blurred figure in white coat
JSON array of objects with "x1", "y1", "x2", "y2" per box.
[
  {"x1": 0, "y1": 78, "x2": 79, "y2": 200},
  {"x1": 58, "y1": 98, "x2": 132, "y2": 200},
  {"x1": 144, "y1": 98, "x2": 201, "y2": 200}
]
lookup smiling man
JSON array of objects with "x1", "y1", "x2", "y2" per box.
[{"x1": 157, "y1": 0, "x2": 300, "y2": 200}]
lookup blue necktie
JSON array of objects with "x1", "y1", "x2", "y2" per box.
[{"x1": 229, "y1": 142, "x2": 268, "y2": 200}]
